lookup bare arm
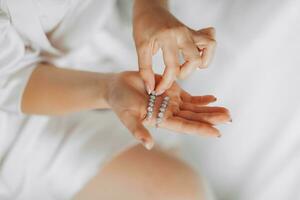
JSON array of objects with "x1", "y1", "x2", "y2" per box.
[
  {"x1": 134, "y1": 0, "x2": 168, "y2": 15},
  {"x1": 21, "y1": 63, "x2": 113, "y2": 115},
  {"x1": 21, "y1": 65, "x2": 230, "y2": 149}
]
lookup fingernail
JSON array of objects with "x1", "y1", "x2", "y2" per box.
[
  {"x1": 146, "y1": 85, "x2": 151, "y2": 94},
  {"x1": 145, "y1": 142, "x2": 153, "y2": 150},
  {"x1": 217, "y1": 134, "x2": 222, "y2": 138},
  {"x1": 150, "y1": 91, "x2": 156, "y2": 96},
  {"x1": 199, "y1": 64, "x2": 208, "y2": 69},
  {"x1": 155, "y1": 90, "x2": 165, "y2": 96},
  {"x1": 226, "y1": 119, "x2": 232, "y2": 124},
  {"x1": 141, "y1": 139, "x2": 153, "y2": 150}
]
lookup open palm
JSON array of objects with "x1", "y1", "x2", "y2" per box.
[{"x1": 108, "y1": 71, "x2": 231, "y2": 149}]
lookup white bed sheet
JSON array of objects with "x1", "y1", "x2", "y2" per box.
[{"x1": 166, "y1": 0, "x2": 300, "y2": 199}]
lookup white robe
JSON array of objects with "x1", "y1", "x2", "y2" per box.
[
  {"x1": 0, "y1": 0, "x2": 180, "y2": 199},
  {"x1": 0, "y1": 0, "x2": 299, "y2": 199}
]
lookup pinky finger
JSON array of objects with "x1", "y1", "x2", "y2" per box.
[{"x1": 161, "y1": 116, "x2": 220, "y2": 137}]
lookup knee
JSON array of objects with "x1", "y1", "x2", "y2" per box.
[
  {"x1": 125, "y1": 145, "x2": 204, "y2": 200},
  {"x1": 74, "y1": 144, "x2": 205, "y2": 200}
]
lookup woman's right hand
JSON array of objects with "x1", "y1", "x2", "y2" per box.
[{"x1": 107, "y1": 71, "x2": 231, "y2": 150}]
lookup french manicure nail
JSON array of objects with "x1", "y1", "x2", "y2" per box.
[
  {"x1": 155, "y1": 90, "x2": 164, "y2": 96},
  {"x1": 141, "y1": 138, "x2": 153, "y2": 150},
  {"x1": 145, "y1": 142, "x2": 153, "y2": 150},
  {"x1": 141, "y1": 138, "x2": 148, "y2": 147},
  {"x1": 146, "y1": 85, "x2": 151, "y2": 94},
  {"x1": 150, "y1": 91, "x2": 156, "y2": 96}
]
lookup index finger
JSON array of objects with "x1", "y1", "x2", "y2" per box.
[{"x1": 155, "y1": 43, "x2": 180, "y2": 95}]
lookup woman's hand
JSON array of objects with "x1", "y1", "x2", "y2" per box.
[
  {"x1": 108, "y1": 71, "x2": 231, "y2": 150},
  {"x1": 133, "y1": 0, "x2": 216, "y2": 95},
  {"x1": 23, "y1": 66, "x2": 230, "y2": 150}
]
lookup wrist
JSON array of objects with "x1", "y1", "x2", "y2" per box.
[
  {"x1": 134, "y1": 0, "x2": 168, "y2": 20},
  {"x1": 95, "y1": 73, "x2": 117, "y2": 109}
]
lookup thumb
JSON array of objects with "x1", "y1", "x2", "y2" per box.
[
  {"x1": 120, "y1": 110, "x2": 154, "y2": 150},
  {"x1": 137, "y1": 45, "x2": 155, "y2": 94}
]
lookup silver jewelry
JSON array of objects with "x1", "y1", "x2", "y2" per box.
[
  {"x1": 156, "y1": 96, "x2": 170, "y2": 127},
  {"x1": 146, "y1": 91, "x2": 157, "y2": 120}
]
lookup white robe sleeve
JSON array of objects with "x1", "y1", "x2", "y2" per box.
[{"x1": 0, "y1": 12, "x2": 40, "y2": 114}]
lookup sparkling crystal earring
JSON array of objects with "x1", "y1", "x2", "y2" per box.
[
  {"x1": 146, "y1": 91, "x2": 157, "y2": 120},
  {"x1": 156, "y1": 96, "x2": 170, "y2": 127}
]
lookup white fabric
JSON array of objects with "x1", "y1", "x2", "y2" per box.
[
  {"x1": 0, "y1": 0, "x2": 299, "y2": 199},
  {"x1": 168, "y1": 0, "x2": 300, "y2": 200},
  {"x1": 0, "y1": 1, "x2": 180, "y2": 199}
]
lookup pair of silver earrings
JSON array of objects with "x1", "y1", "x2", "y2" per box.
[{"x1": 146, "y1": 91, "x2": 170, "y2": 127}]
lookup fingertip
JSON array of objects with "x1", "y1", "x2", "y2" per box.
[
  {"x1": 146, "y1": 140, "x2": 154, "y2": 150},
  {"x1": 144, "y1": 81, "x2": 154, "y2": 94},
  {"x1": 155, "y1": 90, "x2": 165, "y2": 96},
  {"x1": 148, "y1": 76, "x2": 156, "y2": 93},
  {"x1": 197, "y1": 56, "x2": 207, "y2": 69},
  {"x1": 205, "y1": 95, "x2": 217, "y2": 102},
  {"x1": 140, "y1": 138, "x2": 154, "y2": 150},
  {"x1": 212, "y1": 96, "x2": 217, "y2": 102},
  {"x1": 140, "y1": 73, "x2": 155, "y2": 94},
  {"x1": 155, "y1": 76, "x2": 176, "y2": 95},
  {"x1": 146, "y1": 85, "x2": 151, "y2": 94},
  {"x1": 198, "y1": 65, "x2": 208, "y2": 69},
  {"x1": 202, "y1": 125, "x2": 220, "y2": 138},
  {"x1": 154, "y1": 83, "x2": 166, "y2": 96},
  {"x1": 198, "y1": 126, "x2": 220, "y2": 138},
  {"x1": 213, "y1": 128, "x2": 221, "y2": 138}
]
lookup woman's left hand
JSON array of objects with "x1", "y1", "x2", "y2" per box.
[
  {"x1": 107, "y1": 71, "x2": 231, "y2": 150},
  {"x1": 133, "y1": 1, "x2": 216, "y2": 95}
]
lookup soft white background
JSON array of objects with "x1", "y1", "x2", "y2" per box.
[{"x1": 164, "y1": 0, "x2": 300, "y2": 200}]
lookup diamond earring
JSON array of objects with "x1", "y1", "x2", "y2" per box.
[
  {"x1": 156, "y1": 96, "x2": 170, "y2": 127},
  {"x1": 146, "y1": 91, "x2": 157, "y2": 120}
]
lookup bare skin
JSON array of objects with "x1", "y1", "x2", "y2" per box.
[
  {"x1": 16, "y1": 1, "x2": 222, "y2": 199},
  {"x1": 22, "y1": 65, "x2": 230, "y2": 149},
  {"x1": 110, "y1": 72, "x2": 231, "y2": 149},
  {"x1": 73, "y1": 144, "x2": 205, "y2": 200},
  {"x1": 133, "y1": 0, "x2": 216, "y2": 94},
  {"x1": 21, "y1": 65, "x2": 229, "y2": 199}
]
